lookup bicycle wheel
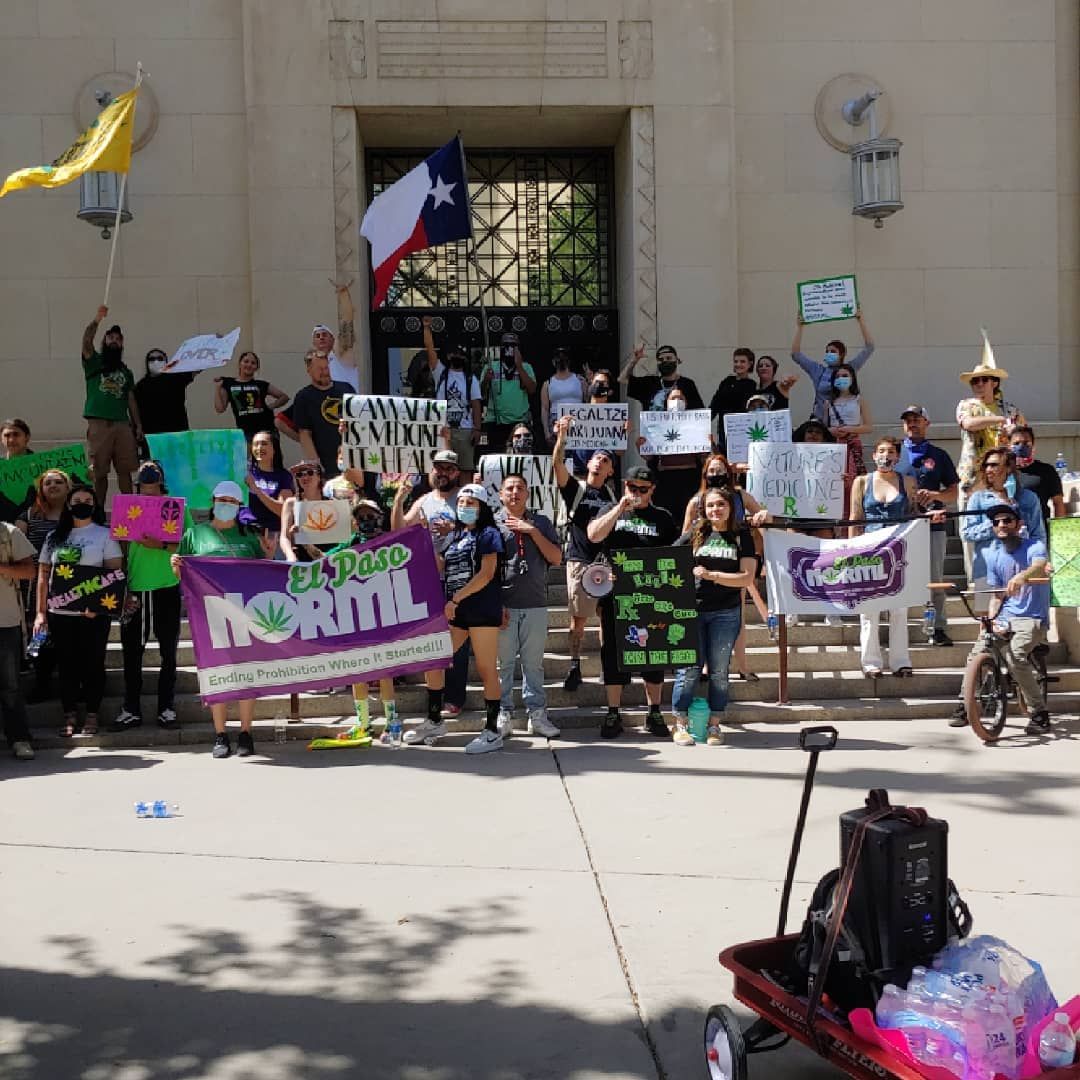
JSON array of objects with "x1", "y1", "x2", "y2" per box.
[
  {"x1": 704, "y1": 1005, "x2": 748, "y2": 1079},
  {"x1": 963, "y1": 653, "x2": 1008, "y2": 742}
]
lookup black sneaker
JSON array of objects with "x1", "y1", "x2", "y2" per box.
[
  {"x1": 931, "y1": 629, "x2": 954, "y2": 647},
  {"x1": 644, "y1": 710, "x2": 671, "y2": 738},
  {"x1": 1025, "y1": 711, "x2": 1051, "y2": 736},
  {"x1": 600, "y1": 711, "x2": 623, "y2": 739},
  {"x1": 948, "y1": 704, "x2": 969, "y2": 728},
  {"x1": 563, "y1": 665, "x2": 582, "y2": 692},
  {"x1": 237, "y1": 731, "x2": 255, "y2": 757},
  {"x1": 212, "y1": 733, "x2": 232, "y2": 759},
  {"x1": 106, "y1": 708, "x2": 143, "y2": 732}
]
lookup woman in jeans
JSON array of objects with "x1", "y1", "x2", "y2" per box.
[
  {"x1": 34, "y1": 485, "x2": 122, "y2": 737},
  {"x1": 671, "y1": 487, "x2": 763, "y2": 747}
]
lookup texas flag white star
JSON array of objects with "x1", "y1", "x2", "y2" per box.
[{"x1": 429, "y1": 175, "x2": 457, "y2": 209}]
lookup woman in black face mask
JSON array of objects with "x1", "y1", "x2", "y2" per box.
[
  {"x1": 569, "y1": 370, "x2": 624, "y2": 479},
  {"x1": 507, "y1": 424, "x2": 535, "y2": 455},
  {"x1": 539, "y1": 347, "x2": 586, "y2": 449}
]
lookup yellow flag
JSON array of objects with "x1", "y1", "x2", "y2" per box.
[{"x1": 0, "y1": 88, "x2": 139, "y2": 198}]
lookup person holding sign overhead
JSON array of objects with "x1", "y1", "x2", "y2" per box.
[
  {"x1": 586, "y1": 465, "x2": 677, "y2": 740},
  {"x1": 34, "y1": 485, "x2": 121, "y2": 738},
  {"x1": 637, "y1": 385, "x2": 707, "y2": 526},
  {"x1": 790, "y1": 304, "x2": 874, "y2": 423},
  {"x1": 420, "y1": 316, "x2": 483, "y2": 470}
]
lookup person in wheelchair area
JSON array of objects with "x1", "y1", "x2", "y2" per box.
[{"x1": 950, "y1": 502, "x2": 1052, "y2": 735}]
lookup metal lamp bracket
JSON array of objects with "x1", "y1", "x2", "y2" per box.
[{"x1": 815, "y1": 73, "x2": 891, "y2": 152}]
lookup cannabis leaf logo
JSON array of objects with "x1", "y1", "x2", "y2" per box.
[
  {"x1": 816, "y1": 504, "x2": 828, "y2": 515},
  {"x1": 668, "y1": 573, "x2": 684, "y2": 589},
  {"x1": 368, "y1": 451, "x2": 381, "y2": 466},
  {"x1": 612, "y1": 551, "x2": 628, "y2": 566},
  {"x1": 126, "y1": 505, "x2": 143, "y2": 520},
  {"x1": 663, "y1": 428, "x2": 681, "y2": 444},
  {"x1": 304, "y1": 506, "x2": 339, "y2": 532},
  {"x1": 113, "y1": 525, "x2": 129, "y2": 538},
  {"x1": 251, "y1": 599, "x2": 293, "y2": 637},
  {"x1": 100, "y1": 593, "x2": 119, "y2": 611},
  {"x1": 55, "y1": 564, "x2": 74, "y2": 579},
  {"x1": 161, "y1": 520, "x2": 178, "y2": 535},
  {"x1": 747, "y1": 421, "x2": 769, "y2": 442},
  {"x1": 840, "y1": 303, "x2": 853, "y2": 316}
]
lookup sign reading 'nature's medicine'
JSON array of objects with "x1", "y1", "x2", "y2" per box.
[
  {"x1": 341, "y1": 394, "x2": 448, "y2": 473},
  {"x1": 179, "y1": 525, "x2": 452, "y2": 703},
  {"x1": 745, "y1": 442, "x2": 847, "y2": 519}
]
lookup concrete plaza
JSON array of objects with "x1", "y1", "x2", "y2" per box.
[{"x1": 2, "y1": 715, "x2": 1079, "y2": 1079}]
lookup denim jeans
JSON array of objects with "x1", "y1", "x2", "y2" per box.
[
  {"x1": 497, "y1": 606, "x2": 548, "y2": 712},
  {"x1": 672, "y1": 605, "x2": 742, "y2": 716},
  {"x1": 0, "y1": 625, "x2": 31, "y2": 746},
  {"x1": 929, "y1": 529, "x2": 947, "y2": 629}
]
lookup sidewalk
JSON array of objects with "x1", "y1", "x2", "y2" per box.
[{"x1": 1, "y1": 715, "x2": 1078, "y2": 1079}]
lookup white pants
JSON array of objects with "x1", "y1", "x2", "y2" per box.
[{"x1": 859, "y1": 608, "x2": 912, "y2": 673}]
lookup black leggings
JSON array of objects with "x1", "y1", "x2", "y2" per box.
[
  {"x1": 49, "y1": 615, "x2": 111, "y2": 713},
  {"x1": 121, "y1": 586, "x2": 182, "y2": 713}
]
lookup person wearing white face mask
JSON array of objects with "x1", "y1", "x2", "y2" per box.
[
  {"x1": 791, "y1": 305, "x2": 874, "y2": 422},
  {"x1": 172, "y1": 481, "x2": 275, "y2": 758},
  {"x1": 134, "y1": 348, "x2": 197, "y2": 436},
  {"x1": 636, "y1": 385, "x2": 705, "y2": 523}
]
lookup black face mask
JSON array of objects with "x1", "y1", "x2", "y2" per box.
[
  {"x1": 511, "y1": 435, "x2": 534, "y2": 453},
  {"x1": 658, "y1": 360, "x2": 677, "y2": 378},
  {"x1": 70, "y1": 503, "x2": 94, "y2": 521},
  {"x1": 706, "y1": 474, "x2": 728, "y2": 488},
  {"x1": 101, "y1": 342, "x2": 124, "y2": 371},
  {"x1": 448, "y1": 354, "x2": 465, "y2": 370},
  {"x1": 591, "y1": 383, "x2": 611, "y2": 397}
]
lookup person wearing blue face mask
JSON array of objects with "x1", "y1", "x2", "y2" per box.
[
  {"x1": 825, "y1": 363, "x2": 872, "y2": 489},
  {"x1": 1009, "y1": 425, "x2": 1066, "y2": 533},
  {"x1": 791, "y1": 305, "x2": 874, "y2": 422}
]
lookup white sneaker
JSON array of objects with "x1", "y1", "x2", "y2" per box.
[
  {"x1": 527, "y1": 710, "x2": 560, "y2": 738},
  {"x1": 465, "y1": 729, "x2": 504, "y2": 754},
  {"x1": 824, "y1": 616, "x2": 843, "y2": 627},
  {"x1": 12, "y1": 740, "x2": 35, "y2": 760},
  {"x1": 403, "y1": 719, "x2": 447, "y2": 745},
  {"x1": 496, "y1": 709, "x2": 514, "y2": 739},
  {"x1": 786, "y1": 614, "x2": 800, "y2": 627}
]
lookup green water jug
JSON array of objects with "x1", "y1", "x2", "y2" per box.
[{"x1": 688, "y1": 697, "x2": 710, "y2": 743}]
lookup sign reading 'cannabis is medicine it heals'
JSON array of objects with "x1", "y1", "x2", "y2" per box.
[{"x1": 611, "y1": 545, "x2": 699, "y2": 673}]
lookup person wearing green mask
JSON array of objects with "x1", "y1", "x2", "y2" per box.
[{"x1": 791, "y1": 304, "x2": 874, "y2": 422}]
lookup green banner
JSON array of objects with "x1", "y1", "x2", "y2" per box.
[
  {"x1": 146, "y1": 429, "x2": 247, "y2": 511},
  {"x1": 1049, "y1": 517, "x2": 1080, "y2": 608},
  {"x1": 0, "y1": 444, "x2": 89, "y2": 508}
]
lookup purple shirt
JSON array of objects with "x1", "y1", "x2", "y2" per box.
[{"x1": 242, "y1": 465, "x2": 293, "y2": 532}]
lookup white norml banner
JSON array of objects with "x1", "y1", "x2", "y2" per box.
[
  {"x1": 638, "y1": 409, "x2": 713, "y2": 456},
  {"x1": 342, "y1": 394, "x2": 448, "y2": 474},
  {"x1": 745, "y1": 442, "x2": 847, "y2": 520},
  {"x1": 556, "y1": 402, "x2": 628, "y2": 450},
  {"x1": 477, "y1": 454, "x2": 559, "y2": 521},
  {"x1": 764, "y1": 519, "x2": 931, "y2": 616}
]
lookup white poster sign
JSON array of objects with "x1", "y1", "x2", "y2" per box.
[
  {"x1": 477, "y1": 454, "x2": 559, "y2": 521},
  {"x1": 796, "y1": 275, "x2": 858, "y2": 324},
  {"x1": 638, "y1": 409, "x2": 713, "y2": 456},
  {"x1": 764, "y1": 519, "x2": 931, "y2": 616},
  {"x1": 294, "y1": 500, "x2": 353, "y2": 546},
  {"x1": 745, "y1": 442, "x2": 847, "y2": 520},
  {"x1": 722, "y1": 408, "x2": 791, "y2": 464},
  {"x1": 342, "y1": 395, "x2": 447, "y2": 473},
  {"x1": 556, "y1": 403, "x2": 629, "y2": 451},
  {"x1": 165, "y1": 328, "x2": 241, "y2": 373}
]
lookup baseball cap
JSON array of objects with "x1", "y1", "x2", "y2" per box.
[
  {"x1": 312, "y1": 323, "x2": 333, "y2": 337},
  {"x1": 458, "y1": 483, "x2": 488, "y2": 503},
  {"x1": 432, "y1": 449, "x2": 459, "y2": 466},
  {"x1": 105, "y1": 324, "x2": 123, "y2": 337},
  {"x1": 625, "y1": 465, "x2": 656, "y2": 484},
  {"x1": 985, "y1": 502, "x2": 1020, "y2": 522},
  {"x1": 212, "y1": 480, "x2": 244, "y2": 502},
  {"x1": 746, "y1": 393, "x2": 771, "y2": 409},
  {"x1": 900, "y1": 405, "x2": 929, "y2": 420}
]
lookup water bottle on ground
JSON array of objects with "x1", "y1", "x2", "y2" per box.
[
  {"x1": 687, "y1": 697, "x2": 710, "y2": 743},
  {"x1": 923, "y1": 600, "x2": 936, "y2": 640},
  {"x1": 387, "y1": 703, "x2": 403, "y2": 748},
  {"x1": 1039, "y1": 1013, "x2": 1077, "y2": 1069},
  {"x1": 1055, "y1": 451, "x2": 1068, "y2": 477},
  {"x1": 273, "y1": 709, "x2": 287, "y2": 745},
  {"x1": 766, "y1": 613, "x2": 779, "y2": 641},
  {"x1": 135, "y1": 800, "x2": 179, "y2": 818}
]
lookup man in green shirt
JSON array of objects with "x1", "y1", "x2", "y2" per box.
[
  {"x1": 81, "y1": 304, "x2": 142, "y2": 505},
  {"x1": 481, "y1": 332, "x2": 536, "y2": 452}
]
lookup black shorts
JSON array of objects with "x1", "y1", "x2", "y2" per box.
[
  {"x1": 599, "y1": 600, "x2": 664, "y2": 687},
  {"x1": 449, "y1": 604, "x2": 503, "y2": 630}
]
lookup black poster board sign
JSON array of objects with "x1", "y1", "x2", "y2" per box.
[
  {"x1": 47, "y1": 564, "x2": 127, "y2": 616},
  {"x1": 612, "y1": 545, "x2": 699, "y2": 672}
]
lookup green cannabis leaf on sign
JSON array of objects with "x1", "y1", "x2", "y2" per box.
[
  {"x1": 251, "y1": 600, "x2": 292, "y2": 636},
  {"x1": 841, "y1": 303, "x2": 853, "y2": 316},
  {"x1": 367, "y1": 451, "x2": 381, "y2": 466},
  {"x1": 663, "y1": 428, "x2": 681, "y2": 444},
  {"x1": 816, "y1": 504, "x2": 828, "y2": 515},
  {"x1": 668, "y1": 573, "x2": 684, "y2": 589},
  {"x1": 747, "y1": 421, "x2": 769, "y2": 442},
  {"x1": 612, "y1": 551, "x2": 628, "y2": 566}
]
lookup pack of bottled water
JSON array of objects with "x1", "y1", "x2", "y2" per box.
[{"x1": 874, "y1": 935, "x2": 1061, "y2": 1078}]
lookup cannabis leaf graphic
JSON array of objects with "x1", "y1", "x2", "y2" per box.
[
  {"x1": 663, "y1": 428, "x2": 681, "y2": 444},
  {"x1": 840, "y1": 303, "x2": 853, "y2": 316},
  {"x1": 55, "y1": 564, "x2": 74, "y2": 579},
  {"x1": 747, "y1": 421, "x2": 769, "y2": 442},
  {"x1": 126, "y1": 504, "x2": 144, "y2": 520},
  {"x1": 161, "y1": 520, "x2": 178, "y2": 535},
  {"x1": 816, "y1": 504, "x2": 828, "y2": 515},
  {"x1": 113, "y1": 525, "x2": 129, "y2": 538},
  {"x1": 251, "y1": 599, "x2": 293, "y2": 637},
  {"x1": 668, "y1": 573, "x2": 684, "y2": 589},
  {"x1": 100, "y1": 593, "x2": 119, "y2": 611},
  {"x1": 367, "y1": 451, "x2": 381, "y2": 466},
  {"x1": 612, "y1": 551, "x2": 628, "y2": 566}
]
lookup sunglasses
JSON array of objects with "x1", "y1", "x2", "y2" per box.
[
  {"x1": 295, "y1": 468, "x2": 318, "y2": 479},
  {"x1": 990, "y1": 516, "x2": 1017, "y2": 526},
  {"x1": 593, "y1": 385, "x2": 611, "y2": 393},
  {"x1": 970, "y1": 376, "x2": 994, "y2": 385},
  {"x1": 983, "y1": 460, "x2": 1005, "y2": 469},
  {"x1": 626, "y1": 483, "x2": 652, "y2": 494}
]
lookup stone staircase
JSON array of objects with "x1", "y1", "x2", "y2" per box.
[{"x1": 24, "y1": 533, "x2": 1080, "y2": 748}]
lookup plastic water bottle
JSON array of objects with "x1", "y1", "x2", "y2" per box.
[
  {"x1": 273, "y1": 709, "x2": 287, "y2": 745},
  {"x1": 1038, "y1": 1013, "x2": 1077, "y2": 1069},
  {"x1": 135, "y1": 800, "x2": 179, "y2": 818},
  {"x1": 766, "y1": 613, "x2": 779, "y2": 641},
  {"x1": 687, "y1": 698, "x2": 710, "y2": 743},
  {"x1": 387, "y1": 706, "x2": 403, "y2": 748},
  {"x1": 876, "y1": 984, "x2": 907, "y2": 1028},
  {"x1": 923, "y1": 600, "x2": 936, "y2": 640},
  {"x1": 1055, "y1": 451, "x2": 1068, "y2": 477},
  {"x1": 978, "y1": 1002, "x2": 1017, "y2": 1079},
  {"x1": 25, "y1": 627, "x2": 48, "y2": 659}
]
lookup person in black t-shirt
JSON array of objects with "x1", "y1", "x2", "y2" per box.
[
  {"x1": 586, "y1": 464, "x2": 677, "y2": 740},
  {"x1": 709, "y1": 347, "x2": 758, "y2": 451},
  {"x1": 754, "y1": 354, "x2": 798, "y2": 412},
  {"x1": 214, "y1": 351, "x2": 290, "y2": 444},
  {"x1": 618, "y1": 342, "x2": 704, "y2": 412},
  {"x1": 291, "y1": 350, "x2": 353, "y2": 478},
  {"x1": 552, "y1": 413, "x2": 617, "y2": 691},
  {"x1": 134, "y1": 348, "x2": 196, "y2": 436},
  {"x1": 671, "y1": 488, "x2": 762, "y2": 746},
  {"x1": 1009, "y1": 425, "x2": 1065, "y2": 531}
]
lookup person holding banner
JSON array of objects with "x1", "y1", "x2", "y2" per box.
[
  {"x1": 172, "y1": 481, "x2": 275, "y2": 758},
  {"x1": 540, "y1": 348, "x2": 587, "y2": 449},
  {"x1": 671, "y1": 488, "x2": 762, "y2": 745},
  {"x1": 292, "y1": 350, "x2": 353, "y2": 478},
  {"x1": 637, "y1": 385, "x2": 707, "y2": 525},
  {"x1": 214, "y1": 352, "x2": 290, "y2": 444},
  {"x1": 134, "y1": 348, "x2": 197, "y2": 436},
  {"x1": 791, "y1": 305, "x2": 875, "y2": 422},
  {"x1": 420, "y1": 317, "x2": 483, "y2": 470},
  {"x1": 849, "y1": 439, "x2": 920, "y2": 679},
  {"x1": 404, "y1": 484, "x2": 506, "y2": 753},
  {"x1": 34, "y1": 486, "x2": 122, "y2": 737},
  {"x1": 280, "y1": 461, "x2": 335, "y2": 563}
]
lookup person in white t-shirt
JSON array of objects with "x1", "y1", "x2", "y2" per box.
[
  {"x1": 314, "y1": 281, "x2": 359, "y2": 392},
  {"x1": 421, "y1": 315, "x2": 483, "y2": 470}
]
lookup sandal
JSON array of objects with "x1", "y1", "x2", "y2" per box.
[
  {"x1": 82, "y1": 714, "x2": 99, "y2": 737},
  {"x1": 738, "y1": 671, "x2": 761, "y2": 683},
  {"x1": 60, "y1": 714, "x2": 78, "y2": 738},
  {"x1": 892, "y1": 667, "x2": 914, "y2": 679}
]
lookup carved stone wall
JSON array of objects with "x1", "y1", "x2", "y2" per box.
[
  {"x1": 329, "y1": 19, "x2": 366, "y2": 79},
  {"x1": 631, "y1": 108, "x2": 658, "y2": 350}
]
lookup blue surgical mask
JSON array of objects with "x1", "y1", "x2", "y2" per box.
[
  {"x1": 824, "y1": 352, "x2": 840, "y2": 365},
  {"x1": 1011, "y1": 444, "x2": 1033, "y2": 462},
  {"x1": 834, "y1": 376, "x2": 852, "y2": 392},
  {"x1": 214, "y1": 501, "x2": 240, "y2": 522},
  {"x1": 1004, "y1": 475, "x2": 1017, "y2": 499},
  {"x1": 457, "y1": 506, "x2": 478, "y2": 526}
]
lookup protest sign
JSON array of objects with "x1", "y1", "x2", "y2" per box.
[
  {"x1": 477, "y1": 454, "x2": 559, "y2": 520},
  {"x1": 1049, "y1": 517, "x2": 1080, "y2": 607},
  {"x1": 638, "y1": 409, "x2": 713, "y2": 456},
  {"x1": 341, "y1": 394, "x2": 447, "y2": 473},
  {"x1": 110, "y1": 494, "x2": 187, "y2": 543},
  {"x1": 47, "y1": 564, "x2": 126, "y2": 616},
  {"x1": 294, "y1": 500, "x2": 353, "y2": 546},
  {"x1": 0, "y1": 444, "x2": 88, "y2": 509},
  {"x1": 165, "y1": 328, "x2": 241, "y2": 374},
  {"x1": 179, "y1": 525, "x2": 453, "y2": 703},
  {"x1": 556, "y1": 403, "x2": 628, "y2": 451},
  {"x1": 745, "y1": 442, "x2": 847, "y2": 519},
  {"x1": 146, "y1": 429, "x2": 247, "y2": 511},
  {"x1": 722, "y1": 408, "x2": 791, "y2": 464},
  {"x1": 797, "y1": 275, "x2": 858, "y2": 324},
  {"x1": 610, "y1": 545, "x2": 699, "y2": 673},
  {"x1": 764, "y1": 519, "x2": 930, "y2": 616}
]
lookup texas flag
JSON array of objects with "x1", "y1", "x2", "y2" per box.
[{"x1": 360, "y1": 136, "x2": 472, "y2": 309}]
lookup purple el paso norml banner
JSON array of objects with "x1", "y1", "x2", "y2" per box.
[{"x1": 178, "y1": 525, "x2": 453, "y2": 704}]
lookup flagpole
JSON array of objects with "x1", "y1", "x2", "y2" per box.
[
  {"x1": 102, "y1": 62, "x2": 144, "y2": 309},
  {"x1": 457, "y1": 134, "x2": 492, "y2": 367}
]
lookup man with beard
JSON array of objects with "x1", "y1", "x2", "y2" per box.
[
  {"x1": 81, "y1": 305, "x2": 142, "y2": 504},
  {"x1": 291, "y1": 349, "x2": 353, "y2": 478},
  {"x1": 618, "y1": 343, "x2": 704, "y2": 412}
]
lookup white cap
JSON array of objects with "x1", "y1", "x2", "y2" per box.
[
  {"x1": 312, "y1": 323, "x2": 333, "y2": 337},
  {"x1": 457, "y1": 483, "x2": 489, "y2": 503},
  {"x1": 212, "y1": 480, "x2": 244, "y2": 502}
]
